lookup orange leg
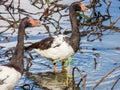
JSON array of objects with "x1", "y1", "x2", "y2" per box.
[
  {"x1": 66, "y1": 67, "x2": 70, "y2": 87},
  {"x1": 53, "y1": 63, "x2": 56, "y2": 73},
  {"x1": 66, "y1": 74, "x2": 69, "y2": 87}
]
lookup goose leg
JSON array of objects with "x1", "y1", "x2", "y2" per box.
[
  {"x1": 66, "y1": 65, "x2": 70, "y2": 87},
  {"x1": 62, "y1": 61, "x2": 66, "y2": 72},
  {"x1": 53, "y1": 63, "x2": 56, "y2": 73},
  {"x1": 66, "y1": 57, "x2": 72, "y2": 86}
]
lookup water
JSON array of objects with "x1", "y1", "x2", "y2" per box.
[{"x1": 0, "y1": 0, "x2": 120, "y2": 90}]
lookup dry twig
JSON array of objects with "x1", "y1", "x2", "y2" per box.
[{"x1": 93, "y1": 65, "x2": 120, "y2": 90}]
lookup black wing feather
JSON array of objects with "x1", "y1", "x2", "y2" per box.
[{"x1": 25, "y1": 37, "x2": 54, "y2": 50}]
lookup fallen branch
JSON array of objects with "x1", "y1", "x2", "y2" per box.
[
  {"x1": 93, "y1": 64, "x2": 120, "y2": 90},
  {"x1": 72, "y1": 66, "x2": 87, "y2": 90},
  {"x1": 111, "y1": 78, "x2": 120, "y2": 90}
]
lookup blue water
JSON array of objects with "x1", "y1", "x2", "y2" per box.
[{"x1": 0, "y1": 0, "x2": 120, "y2": 90}]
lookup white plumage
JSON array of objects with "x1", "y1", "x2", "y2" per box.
[
  {"x1": 34, "y1": 35, "x2": 74, "y2": 61},
  {"x1": 0, "y1": 66, "x2": 21, "y2": 90}
]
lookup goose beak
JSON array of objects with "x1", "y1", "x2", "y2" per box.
[
  {"x1": 79, "y1": 4, "x2": 90, "y2": 13},
  {"x1": 28, "y1": 18, "x2": 44, "y2": 26},
  {"x1": 33, "y1": 20, "x2": 44, "y2": 26}
]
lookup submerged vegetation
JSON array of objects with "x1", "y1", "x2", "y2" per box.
[{"x1": 0, "y1": 0, "x2": 120, "y2": 90}]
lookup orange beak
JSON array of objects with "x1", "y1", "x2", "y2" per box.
[
  {"x1": 79, "y1": 4, "x2": 90, "y2": 12},
  {"x1": 28, "y1": 18, "x2": 43, "y2": 26}
]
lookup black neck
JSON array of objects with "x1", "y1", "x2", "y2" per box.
[
  {"x1": 69, "y1": 5, "x2": 81, "y2": 52},
  {"x1": 6, "y1": 21, "x2": 25, "y2": 73},
  {"x1": 70, "y1": 8, "x2": 79, "y2": 32}
]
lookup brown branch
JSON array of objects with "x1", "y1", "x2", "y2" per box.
[
  {"x1": 24, "y1": 56, "x2": 33, "y2": 73},
  {"x1": 0, "y1": 26, "x2": 12, "y2": 34},
  {"x1": 111, "y1": 78, "x2": 120, "y2": 90},
  {"x1": 110, "y1": 16, "x2": 120, "y2": 26},
  {"x1": 72, "y1": 67, "x2": 87, "y2": 90},
  {"x1": 0, "y1": 15, "x2": 13, "y2": 23},
  {"x1": 93, "y1": 64, "x2": 120, "y2": 90}
]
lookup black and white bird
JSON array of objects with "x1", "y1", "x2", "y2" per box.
[
  {"x1": 0, "y1": 17, "x2": 41, "y2": 90},
  {"x1": 25, "y1": 2, "x2": 89, "y2": 73}
]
